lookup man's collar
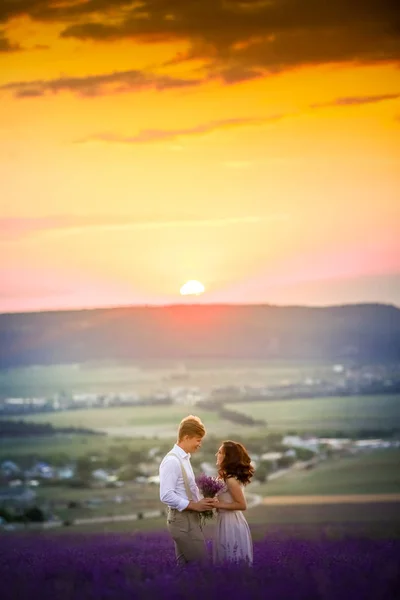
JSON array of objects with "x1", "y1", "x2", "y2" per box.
[{"x1": 173, "y1": 443, "x2": 190, "y2": 459}]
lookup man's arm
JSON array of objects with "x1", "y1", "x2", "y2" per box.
[
  {"x1": 159, "y1": 458, "x2": 214, "y2": 512},
  {"x1": 159, "y1": 458, "x2": 190, "y2": 512}
]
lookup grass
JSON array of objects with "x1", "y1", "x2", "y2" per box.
[
  {"x1": 0, "y1": 434, "x2": 163, "y2": 463},
  {"x1": 23, "y1": 501, "x2": 400, "y2": 538},
  {"x1": 227, "y1": 394, "x2": 400, "y2": 433},
  {"x1": 246, "y1": 502, "x2": 400, "y2": 539},
  {"x1": 2, "y1": 405, "x2": 220, "y2": 429},
  {"x1": 35, "y1": 482, "x2": 159, "y2": 503},
  {"x1": 3, "y1": 395, "x2": 399, "y2": 438},
  {"x1": 0, "y1": 360, "x2": 342, "y2": 398},
  {"x1": 250, "y1": 449, "x2": 400, "y2": 496}
]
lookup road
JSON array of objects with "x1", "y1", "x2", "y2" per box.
[{"x1": 262, "y1": 493, "x2": 400, "y2": 505}]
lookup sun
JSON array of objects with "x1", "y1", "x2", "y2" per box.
[{"x1": 180, "y1": 280, "x2": 205, "y2": 296}]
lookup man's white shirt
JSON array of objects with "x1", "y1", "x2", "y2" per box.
[{"x1": 159, "y1": 444, "x2": 201, "y2": 512}]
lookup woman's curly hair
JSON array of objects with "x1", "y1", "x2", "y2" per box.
[{"x1": 218, "y1": 440, "x2": 254, "y2": 485}]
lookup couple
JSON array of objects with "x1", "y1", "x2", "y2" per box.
[{"x1": 159, "y1": 415, "x2": 254, "y2": 566}]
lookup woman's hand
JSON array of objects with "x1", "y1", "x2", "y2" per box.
[{"x1": 210, "y1": 497, "x2": 220, "y2": 508}]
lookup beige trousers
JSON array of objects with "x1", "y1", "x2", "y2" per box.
[{"x1": 167, "y1": 507, "x2": 207, "y2": 566}]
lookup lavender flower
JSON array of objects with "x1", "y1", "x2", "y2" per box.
[
  {"x1": 0, "y1": 530, "x2": 398, "y2": 599},
  {"x1": 196, "y1": 473, "x2": 225, "y2": 498},
  {"x1": 195, "y1": 473, "x2": 225, "y2": 523}
]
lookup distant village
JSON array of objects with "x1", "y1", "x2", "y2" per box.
[{"x1": 1, "y1": 363, "x2": 399, "y2": 415}]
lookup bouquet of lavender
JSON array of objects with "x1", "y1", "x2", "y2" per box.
[{"x1": 195, "y1": 473, "x2": 225, "y2": 525}]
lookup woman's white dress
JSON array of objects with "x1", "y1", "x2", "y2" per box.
[{"x1": 213, "y1": 481, "x2": 253, "y2": 565}]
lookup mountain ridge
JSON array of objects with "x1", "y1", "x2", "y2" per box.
[{"x1": 1, "y1": 302, "x2": 399, "y2": 367}]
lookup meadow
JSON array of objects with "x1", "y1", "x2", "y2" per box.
[
  {"x1": 226, "y1": 394, "x2": 400, "y2": 434},
  {"x1": 3, "y1": 394, "x2": 399, "y2": 439},
  {"x1": 250, "y1": 449, "x2": 400, "y2": 496},
  {"x1": 35, "y1": 500, "x2": 400, "y2": 538},
  {"x1": 0, "y1": 434, "x2": 159, "y2": 462},
  {"x1": 1, "y1": 404, "x2": 256, "y2": 440},
  {"x1": 0, "y1": 359, "x2": 343, "y2": 398},
  {"x1": 3, "y1": 405, "x2": 221, "y2": 429}
]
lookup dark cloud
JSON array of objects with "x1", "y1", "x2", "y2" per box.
[
  {"x1": 0, "y1": 31, "x2": 21, "y2": 52},
  {"x1": 58, "y1": 1, "x2": 400, "y2": 76},
  {"x1": 0, "y1": 1, "x2": 132, "y2": 24},
  {"x1": 0, "y1": 68, "x2": 203, "y2": 98},
  {"x1": 1, "y1": 2, "x2": 399, "y2": 85},
  {"x1": 311, "y1": 93, "x2": 400, "y2": 109}
]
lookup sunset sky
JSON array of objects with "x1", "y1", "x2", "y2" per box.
[{"x1": 1, "y1": 0, "x2": 399, "y2": 313}]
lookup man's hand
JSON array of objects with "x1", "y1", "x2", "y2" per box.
[{"x1": 187, "y1": 498, "x2": 214, "y2": 512}]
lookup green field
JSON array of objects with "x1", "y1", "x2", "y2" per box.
[
  {"x1": 0, "y1": 360, "x2": 343, "y2": 398},
  {"x1": 227, "y1": 395, "x2": 400, "y2": 433},
  {"x1": 3, "y1": 395, "x2": 399, "y2": 438},
  {"x1": 0, "y1": 434, "x2": 161, "y2": 463},
  {"x1": 3, "y1": 405, "x2": 220, "y2": 429},
  {"x1": 23, "y1": 500, "x2": 400, "y2": 538},
  {"x1": 250, "y1": 449, "x2": 400, "y2": 496}
]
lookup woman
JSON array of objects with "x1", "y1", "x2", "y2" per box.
[{"x1": 211, "y1": 440, "x2": 254, "y2": 565}]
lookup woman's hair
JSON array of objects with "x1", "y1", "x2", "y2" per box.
[
  {"x1": 178, "y1": 415, "x2": 206, "y2": 441},
  {"x1": 218, "y1": 440, "x2": 254, "y2": 485}
]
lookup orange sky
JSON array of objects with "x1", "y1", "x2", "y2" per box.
[{"x1": 1, "y1": 1, "x2": 399, "y2": 312}]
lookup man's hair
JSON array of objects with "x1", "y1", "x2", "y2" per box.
[{"x1": 178, "y1": 415, "x2": 206, "y2": 441}]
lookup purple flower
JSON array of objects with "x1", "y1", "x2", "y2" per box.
[
  {"x1": 195, "y1": 473, "x2": 225, "y2": 498},
  {"x1": 0, "y1": 531, "x2": 398, "y2": 599},
  {"x1": 195, "y1": 473, "x2": 226, "y2": 523}
]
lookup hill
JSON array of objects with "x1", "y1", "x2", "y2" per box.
[{"x1": 0, "y1": 303, "x2": 399, "y2": 367}]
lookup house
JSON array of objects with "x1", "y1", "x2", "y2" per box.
[
  {"x1": 319, "y1": 438, "x2": 351, "y2": 450},
  {"x1": 26, "y1": 462, "x2": 55, "y2": 479},
  {"x1": 260, "y1": 452, "x2": 283, "y2": 471},
  {"x1": 147, "y1": 475, "x2": 160, "y2": 485},
  {"x1": 1, "y1": 461, "x2": 20, "y2": 477},
  {"x1": 0, "y1": 486, "x2": 36, "y2": 505},
  {"x1": 148, "y1": 447, "x2": 160, "y2": 460},
  {"x1": 283, "y1": 435, "x2": 320, "y2": 453},
  {"x1": 57, "y1": 466, "x2": 74, "y2": 480},
  {"x1": 355, "y1": 439, "x2": 391, "y2": 449}
]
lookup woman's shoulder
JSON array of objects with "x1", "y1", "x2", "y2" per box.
[{"x1": 225, "y1": 476, "x2": 243, "y2": 488}]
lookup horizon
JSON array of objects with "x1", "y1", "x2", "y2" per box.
[
  {"x1": 1, "y1": 299, "x2": 399, "y2": 318},
  {"x1": 1, "y1": 1, "x2": 399, "y2": 312}
]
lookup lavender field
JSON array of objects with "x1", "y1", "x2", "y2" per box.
[{"x1": 1, "y1": 530, "x2": 399, "y2": 600}]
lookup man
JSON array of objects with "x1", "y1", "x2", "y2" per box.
[{"x1": 159, "y1": 415, "x2": 214, "y2": 566}]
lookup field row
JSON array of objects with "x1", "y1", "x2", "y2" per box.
[{"x1": 2, "y1": 394, "x2": 399, "y2": 436}]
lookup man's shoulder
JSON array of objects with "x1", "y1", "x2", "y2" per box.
[{"x1": 160, "y1": 450, "x2": 180, "y2": 467}]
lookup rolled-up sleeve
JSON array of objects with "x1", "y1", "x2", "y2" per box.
[{"x1": 159, "y1": 457, "x2": 190, "y2": 512}]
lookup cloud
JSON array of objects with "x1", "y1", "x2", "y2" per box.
[
  {"x1": 75, "y1": 115, "x2": 283, "y2": 144},
  {"x1": 0, "y1": 0, "x2": 131, "y2": 24},
  {"x1": 78, "y1": 113, "x2": 290, "y2": 145},
  {"x1": 0, "y1": 31, "x2": 21, "y2": 52},
  {"x1": 311, "y1": 93, "x2": 400, "y2": 109},
  {"x1": 0, "y1": 68, "x2": 203, "y2": 98},
  {"x1": 1, "y1": 2, "x2": 398, "y2": 83},
  {"x1": 1, "y1": 213, "x2": 289, "y2": 241},
  {"x1": 55, "y1": 1, "x2": 400, "y2": 76}
]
